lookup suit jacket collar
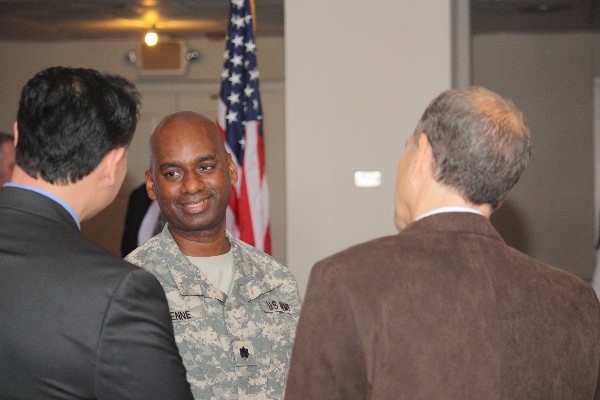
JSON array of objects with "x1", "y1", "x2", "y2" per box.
[
  {"x1": 0, "y1": 186, "x2": 79, "y2": 231},
  {"x1": 401, "y1": 212, "x2": 504, "y2": 243}
]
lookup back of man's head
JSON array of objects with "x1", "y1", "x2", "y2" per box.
[
  {"x1": 416, "y1": 86, "x2": 531, "y2": 209},
  {"x1": 16, "y1": 67, "x2": 140, "y2": 185}
]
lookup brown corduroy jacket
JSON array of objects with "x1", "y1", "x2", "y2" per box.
[{"x1": 285, "y1": 212, "x2": 600, "y2": 400}]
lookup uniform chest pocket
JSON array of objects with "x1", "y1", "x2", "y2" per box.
[
  {"x1": 259, "y1": 295, "x2": 301, "y2": 336},
  {"x1": 169, "y1": 300, "x2": 226, "y2": 370},
  {"x1": 257, "y1": 294, "x2": 301, "y2": 399}
]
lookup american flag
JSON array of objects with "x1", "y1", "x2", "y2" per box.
[{"x1": 217, "y1": 0, "x2": 271, "y2": 254}]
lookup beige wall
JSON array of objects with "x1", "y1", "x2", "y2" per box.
[
  {"x1": 285, "y1": 0, "x2": 452, "y2": 294},
  {"x1": 473, "y1": 32, "x2": 596, "y2": 280}
]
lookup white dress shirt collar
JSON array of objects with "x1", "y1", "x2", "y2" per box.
[{"x1": 416, "y1": 206, "x2": 483, "y2": 222}]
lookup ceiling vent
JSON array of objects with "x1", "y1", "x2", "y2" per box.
[{"x1": 125, "y1": 40, "x2": 201, "y2": 77}]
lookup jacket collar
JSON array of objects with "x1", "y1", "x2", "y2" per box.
[
  {"x1": 0, "y1": 186, "x2": 79, "y2": 231},
  {"x1": 402, "y1": 212, "x2": 504, "y2": 243}
]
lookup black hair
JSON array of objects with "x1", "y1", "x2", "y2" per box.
[{"x1": 16, "y1": 66, "x2": 140, "y2": 184}]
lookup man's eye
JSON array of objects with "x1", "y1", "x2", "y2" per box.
[
  {"x1": 199, "y1": 165, "x2": 215, "y2": 172},
  {"x1": 164, "y1": 171, "x2": 180, "y2": 179}
]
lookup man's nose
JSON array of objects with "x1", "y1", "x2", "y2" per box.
[{"x1": 181, "y1": 173, "x2": 205, "y2": 194}]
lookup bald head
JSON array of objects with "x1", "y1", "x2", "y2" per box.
[
  {"x1": 149, "y1": 111, "x2": 226, "y2": 168},
  {"x1": 144, "y1": 110, "x2": 237, "y2": 241}
]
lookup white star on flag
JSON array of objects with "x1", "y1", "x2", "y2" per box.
[
  {"x1": 245, "y1": 40, "x2": 256, "y2": 53},
  {"x1": 227, "y1": 92, "x2": 240, "y2": 104},
  {"x1": 231, "y1": 54, "x2": 243, "y2": 66},
  {"x1": 232, "y1": 35, "x2": 244, "y2": 47},
  {"x1": 232, "y1": 16, "x2": 245, "y2": 28},
  {"x1": 229, "y1": 73, "x2": 241, "y2": 85},
  {"x1": 226, "y1": 110, "x2": 238, "y2": 123}
]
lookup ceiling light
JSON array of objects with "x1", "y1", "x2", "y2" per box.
[{"x1": 144, "y1": 29, "x2": 158, "y2": 46}]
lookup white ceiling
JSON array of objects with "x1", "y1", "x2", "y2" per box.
[
  {"x1": 0, "y1": 0, "x2": 598, "y2": 41},
  {"x1": 0, "y1": 0, "x2": 283, "y2": 40}
]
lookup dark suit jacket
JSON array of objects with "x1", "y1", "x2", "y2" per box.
[
  {"x1": 285, "y1": 213, "x2": 600, "y2": 400},
  {"x1": 0, "y1": 187, "x2": 193, "y2": 400},
  {"x1": 121, "y1": 183, "x2": 153, "y2": 257}
]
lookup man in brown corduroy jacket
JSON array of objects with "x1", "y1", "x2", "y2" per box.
[{"x1": 284, "y1": 86, "x2": 600, "y2": 400}]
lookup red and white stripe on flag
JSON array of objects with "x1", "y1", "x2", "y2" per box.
[{"x1": 216, "y1": 0, "x2": 271, "y2": 254}]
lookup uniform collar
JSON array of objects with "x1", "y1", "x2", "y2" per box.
[{"x1": 163, "y1": 228, "x2": 280, "y2": 304}]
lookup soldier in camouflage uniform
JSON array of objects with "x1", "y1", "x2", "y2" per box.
[{"x1": 125, "y1": 111, "x2": 300, "y2": 400}]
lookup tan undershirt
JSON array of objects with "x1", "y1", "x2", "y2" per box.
[{"x1": 186, "y1": 249, "x2": 235, "y2": 295}]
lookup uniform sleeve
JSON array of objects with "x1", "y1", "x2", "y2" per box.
[
  {"x1": 95, "y1": 268, "x2": 193, "y2": 400},
  {"x1": 284, "y1": 260, "x2": 368, "y2": 400}
]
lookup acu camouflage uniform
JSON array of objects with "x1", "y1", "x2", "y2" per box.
[{"x1": 126, "y1": 227, "x2": 301, "y2": 400}]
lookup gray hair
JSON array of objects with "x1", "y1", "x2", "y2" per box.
[{"x1": 415, "y1": 86, "x2": 531, "y2": 209}]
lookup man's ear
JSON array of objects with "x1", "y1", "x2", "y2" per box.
[
  {"x1": 410, "y1": 133, "x2": 435, "y2": 181},
  {"x1": 13, "y1": 121, "x2": 18, "y2": 146},
  {"x1": 145, "y1": 169, "x2": 157, "y2": 201},
  {"x1": 227, "y1": 153, "x2": 238, "y2": 185},
  {"x1": 101, "y1": 147, "x2": 126, "y2": 187}
]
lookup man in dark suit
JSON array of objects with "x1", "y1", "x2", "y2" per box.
[
  {"x1": 0, "y1": 67, "x2": 193, "y2": 399},
  {"x1": 284, "y1": 87, "x2": 600, "y2": 400}
]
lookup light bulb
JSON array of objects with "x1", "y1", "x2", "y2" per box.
[{"x1": 145, "y1": 31, "x2": 158, "y2": 46}]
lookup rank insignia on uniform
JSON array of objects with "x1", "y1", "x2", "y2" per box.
[{"x1": 233, "y1": 339, "x2": 255, "y2": 365}]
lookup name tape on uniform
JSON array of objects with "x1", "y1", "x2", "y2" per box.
[
  {"x1": 171, "y1": 310, "x2": 193, "y2": 321},
  {"x1": 261, "y1": 300, "x2": 293, "y2": 314}
]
